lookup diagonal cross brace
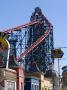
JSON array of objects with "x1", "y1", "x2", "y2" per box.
[{"x1": 16, "y1": 28, "x2": 51, "y2": 61}]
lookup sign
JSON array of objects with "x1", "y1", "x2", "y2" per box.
[{"x1": 51, "y1": 49, "x2": 64, "y2": 58}]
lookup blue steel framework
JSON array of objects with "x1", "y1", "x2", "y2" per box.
[
  {"x1": 8, "y1": 29, "x2": 26, "y2": 68},
  {"x1": 8, "y1": 30, "x2": 26, "y2": 58}
]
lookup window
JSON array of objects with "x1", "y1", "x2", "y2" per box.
[
  {"x1": 36, "y1": 85, "x2": 39, "y2": 90},
  {"x1": 5, "y1": 80, "x2": 16, "y2": 90},
  {"x1": 45, "y1": 88, "x2": 47, "y2": 90},
  {"x1": 32, "y1": 84, "x2": 35, "y2": 90},
  {"x1": 42, "y1": 88, "x2": 44, "y2": 90}
]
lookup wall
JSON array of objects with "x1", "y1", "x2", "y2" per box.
[
  {"x1": 0, "y1": 68, "x2": 17, "y2": 90},
  {"x1": 44, "y1": 77, "x2": 53, "y2": 90},
  {"x1": 25, "y1": 72, "x2": 53, "y2": 90},
  {"x1": 15, "y1": 67, "x2": 24, "y2": 90}
]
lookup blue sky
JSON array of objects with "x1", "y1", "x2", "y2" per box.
[{"x1": 0, "y1": 0, "x2": 67, "y2": 73}]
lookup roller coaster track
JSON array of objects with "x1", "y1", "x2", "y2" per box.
[
  {"x1": 4, "y1": 20, "x2": 40, "y2": 33},
  {"x1": 2, "y1": 17, "x2": 52, "y2": 61}
]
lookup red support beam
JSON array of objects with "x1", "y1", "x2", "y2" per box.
[{"x1": 4, "y1": 20, "x2": 40, "y2": 33}]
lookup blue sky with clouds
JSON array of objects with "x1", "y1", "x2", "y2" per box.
[{"x1": 0, "y1": 0, "x2": 67, "y2": 73}]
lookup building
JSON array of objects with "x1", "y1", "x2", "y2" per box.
[
  {"x1": 0, "y1": 55, "x2": 24, "y2": 90},
  {"x1": 15, "y1": 67, "x2": 24, "y2": 90},
  {"x1": 9, "y1": 55, "x2": 25, "y2": 90},
  {"x1": 25, "y1": 76, "x2": 39, "y2": 90},
  {"x1": 62, "y1": 66, "x2": 67, "y2": 90},
  {"x1": 25, "y1": 72, "x2": 53, "y2": 90},
  {"x1": 0, "y1": 68, "x2": 17, "y2": 90}
]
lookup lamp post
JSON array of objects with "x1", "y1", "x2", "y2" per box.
[{"x1": 51, "y1": 48, "x2": 64, "y2": 90}]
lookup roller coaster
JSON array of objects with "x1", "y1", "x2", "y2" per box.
[{"x1": 0, "y1": 7, "x2": 54, "y2": 74}]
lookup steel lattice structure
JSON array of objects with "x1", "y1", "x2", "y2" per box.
[
  {"x1": 25, "y1": 7, "x2": 54, "y2": 73},
  {"x1": 0, "y1": 7, "x2": 54, "y2": 74}
]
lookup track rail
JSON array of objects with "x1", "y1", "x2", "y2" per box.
[
  {"x1": 4, "y1": 20, "x2": 40, "y2": 33},
  {"x1": 2, "y1": 16, "x2": 52, "y2": 61}
]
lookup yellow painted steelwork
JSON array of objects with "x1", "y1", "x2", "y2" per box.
[
  {"x1": 0, "y1": 37, "x2": 8, "y2": 50},
  {"x1": 0, "y1": 36, "x2": 10, "y2": 68}
]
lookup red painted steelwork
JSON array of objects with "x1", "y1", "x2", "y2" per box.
[{"x1": 4, "y1": 20, "x2": 40, "y2": 33}]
